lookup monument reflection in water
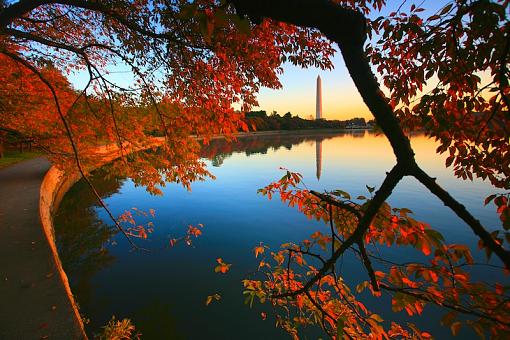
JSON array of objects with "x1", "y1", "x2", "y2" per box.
[
  {"x1": 54, "y1": 130, "x2": 501, "y2": 339},
  {"x1": 316, "y1": 139, "x2": 322, "y2": 180}
]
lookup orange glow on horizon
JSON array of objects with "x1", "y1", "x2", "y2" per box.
[
  {"x1": 255, "y1": 85, "x2": 371, "y2": 121},
  {"x1": 254, "y1": 53, "x2": 373, "y2": 121}
]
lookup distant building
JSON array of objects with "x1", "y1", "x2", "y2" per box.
[{"x1": 316, "y1": 75, "x2": 322, "y2": 120}]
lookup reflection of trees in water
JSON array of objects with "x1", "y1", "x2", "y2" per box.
[
  {"x1": 348, "y1": 129, "x2": 366, "y2": 138},
  {"x1": 53, "y1": 132, "x2": 364, "y2": 307},
  {"x1": 211, "y1": 153, "x2": 229, "y2": 167},
  {"x1": 129, "y1": 301, "x2": 185, "y2": 339},
  {"x1": 201, "y1": 131, "x2": 351, "y2": 167},
  {"x1": 54, "y1": 166, "x2": 125, "y2": 306}
]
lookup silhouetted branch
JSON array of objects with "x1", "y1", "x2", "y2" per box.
[
  {"x1": 358, "y1": 241, "x2": 379, "y2": 291},
  {"x1": 379, "y1": 283, "x2": 510, "y2": 327},
  {"x1": 413, "y1": 165, "x2": 510, "y2": 268},
  {"x1": 235, "y1": 0, "x2": 510, "y2": 290},
  {"x1": 272, "y1": 163, "x2": 405, "y2": 299},
  {"x1": 0, "y1": 48, "x2": 142, "y2": 251},
  {"x1": 311, "y1": 190, "x2": 362, "y2": 220}
]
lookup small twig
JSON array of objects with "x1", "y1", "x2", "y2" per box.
[
  {"x1": 379, "y1": 283, "x2": 510, "y2": 327},
  {"x1": 413, "y1": 164, "x2": 510, "y2": 268},
  {"x1": 304, "y1": 290, "x2": 336, "y2": 339},
  {"x1": 311, "y1": 190, "x2": 362, "y2": 220},
  {"x1": 329, "y1": 205, "x2": 335, "y2": 257},
  {"x1": 358, "y1": 241, "x2": 380, "y2": 291}
]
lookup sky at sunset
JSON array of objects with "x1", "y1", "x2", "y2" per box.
[
  {"x1": 67, "y1": 0, "x2": 447, "y2": 121},
  {"x1": 254, "y1": 0, "x2": 447, "y2": 121},
  {"x1": 255, "y1": 52, "x2": 370, "y2": 120}
]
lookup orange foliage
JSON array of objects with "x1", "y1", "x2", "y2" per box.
[
  {"x1": 249, "y1": 170, "x2": 510, "y2": 339},
  {"x1": 215, "y1": 258, "x2": 232, "y2": 274},
  {"x1": 1, "y1": 0, "x2": 509, "y2": 339}
]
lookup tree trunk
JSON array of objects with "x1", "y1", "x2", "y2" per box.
[
  {"x1": 230, "y1": 0, "x2": 510, "y2": 269},
  {"x1": 0, "y1": 131, "x2": 6, "y2": 158}
]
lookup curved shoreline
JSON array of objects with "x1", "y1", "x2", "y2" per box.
[
  {"x1": 39, "y1": 138, "x2": 165, "y2": 339},
  {"x1": 39, "y1": 166, "x2": 86, "y2": 338},
  {"x1": 36, "y1": 129, "x2": 353, "y2": 338}
]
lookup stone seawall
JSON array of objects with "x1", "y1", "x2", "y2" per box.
[
  {"x1": 38, "y1": 138, "x2": 165, "y2": 339},
  {"x1": 39, "y1": 167, "x2": 85, "y2": 338},
  {"x1": 36, "y1": 131, "x2": 339, "y2": 337}
]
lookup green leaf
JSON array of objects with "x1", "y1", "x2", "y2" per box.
[
  {"x1": 332, "y1": 190, "x2": 350, "y2": 199},
  {"x1": 280, "y1": 171, "x2": 290, "y2": 181},
  {"x1": 425, "y1": 229, "x2": 445, "y2": 242},
  {"x1": 440, "y1": 3, "x2": 453, "y2": 15},
  {"x1": 336, "y1": 316, "x2": 345, "y2": 339},
  {"x1": 356, "y1": 281, "x2": 369, "y2": 293},
  {"x1": 370, "y1": 314, "x2": 384, "y2": 323},
  {"x1": 484, "y1": 194, "x2": 497, "y2": 206},
  {"x1": 205, "y1": 293, "x2": 221, "y2": 306},
  {"x1": 399, "y1": 208, "x2": 413, "y2": 216},
  {"x1": 502, "y1": 208, "x2": 510, "y2": 230},
  {"x1": 450, "y1": 321, "x2": 461, "y2": 336},
  {"x1": 333, "y1": 239, "x2": 342, "y2": 252},
  {"x1": 243, "y1": 291, "x2": 255, "y2": 308}
]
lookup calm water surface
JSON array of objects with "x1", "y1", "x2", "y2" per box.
[{"x1": 55, "y1": 131, "x2": 504, "y2": 339}]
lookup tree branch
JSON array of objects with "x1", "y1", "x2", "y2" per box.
[
  {"x1": 272, "y1": 163, "x2": 405, "y2": 298},
  {"x1": 0, "y1": 0, "x2": 56, "y2": 28},
  {"x1": 358, "y1": 241, "x2": 380, "y2": 291},
  {"x1": 413, "y1": 165, "x2": 510, "y2": 268},
  {"x1": 311, "y1": 190, "x2": 362, "y2": 220},
  {"x1": 380, "y1": 283, "x2": 510, "y2": 327},
  {"x1": 0, "y1": 48, "x2": 142, "y2": 251}
]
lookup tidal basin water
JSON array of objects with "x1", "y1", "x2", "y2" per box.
[{"x1": 55, "y1": 131, "x2": 503, "y2": 339}]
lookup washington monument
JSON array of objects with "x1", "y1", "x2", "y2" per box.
[{"x1": 316, "y1": 75, "x2": 322, "y2": 120}]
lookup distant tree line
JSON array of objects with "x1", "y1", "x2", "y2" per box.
[{"x1": 245, "y1": 110, "x2": 374, "y2": 131}]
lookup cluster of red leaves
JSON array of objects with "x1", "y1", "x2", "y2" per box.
[
  {"x1": 2, "y1": 0, "x2": 337, "y2": 196},
  {"x1": 215, "y1": 257, "x2": 232, "y2": 274},
  {"x1": 246, "y1": 170, "x2": 510, "y2": 339},
  {"x1": 367, "y1": 1, "x2": 509, "y2": 191},
  {"x1": 117, "y1": 207, "x2": 155, "y2": 239},
  {"x1": 168, "y1": 223, "x2": 205, "y2": 248},
  {"x1": 0, "y1": 54, "x2": 75, "y2": 154}
]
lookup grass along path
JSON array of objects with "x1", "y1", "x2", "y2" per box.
[{"x1": 0, "y1": 151, "x2": 42, "y2": 169}]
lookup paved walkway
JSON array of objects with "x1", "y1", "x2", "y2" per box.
[{"x1": 0, "y1": 157, "x2": 83, "y2": 339}]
